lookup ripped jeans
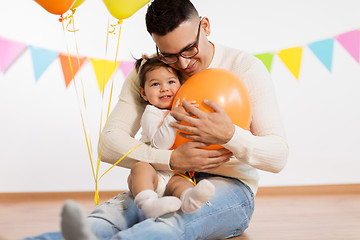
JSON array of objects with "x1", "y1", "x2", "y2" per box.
[{"x1": 23, "y1": 174, "x2": 254, "y2": 240}]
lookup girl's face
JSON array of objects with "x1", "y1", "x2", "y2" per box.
[{"x1": 140, "y1": 67, "x2": 181, "y2": 109}]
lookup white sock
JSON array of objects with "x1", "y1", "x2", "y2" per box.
[
  {"x1": 134, "y1": 189, "x2": 182, "y2": 218},
  {"x1": 61, "y1": 200, "x2": 97, "y2": 240},
  {"x1": 180, "y1": 179, "x2": 215, "y2": 214}
]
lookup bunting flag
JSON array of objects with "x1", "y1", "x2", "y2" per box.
[
  {"x1": 119, "y1": 61, "x2": 135, "y2": 77},
  {"x1": 335, "y1": 29, "x2": 360, "y2": 63},
  {"x1": 308, "y1": 38, "x2": 334, "y2": 72},
  {"x1": 277, "y1": 47, "x2": 303, "y2": 80},
  {"x1": 1, "y1": 27, "x2": 360, "y2": 84},
  {"x1": 90, "y1": 59, "x2": 120, "y2": 92},
  {"x1": 29, "y1": 46, "x2": 59, "y2": 81},
  {"x1": 254, "y1": 52, "x2": 274, "y2": 72},
  {"x1": 59, "y1": 53, "x2": 87, "y2": 87},
  {"x1": 0, "y1": 37, "x2": 27, "y2": 73}
]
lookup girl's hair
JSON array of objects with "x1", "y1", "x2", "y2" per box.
[{"x1": 135, "y1": 55, "x2": 180, "y2": 89}]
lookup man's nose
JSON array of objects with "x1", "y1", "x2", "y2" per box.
[{"x1": 176, "y1": 56, "x2": 191, "y2": 69}]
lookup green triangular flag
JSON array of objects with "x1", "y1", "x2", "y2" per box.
[{"x1": 254, "y1": 52, "x2": 274, "y2": 72}]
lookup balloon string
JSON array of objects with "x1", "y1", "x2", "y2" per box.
[
  {"x1": 97, "y1": 17, "x2": 111, "y2": 143},
  {"x1": 97, "y1": 20, "x2": 123, "y2": 156},
  {"x1": 59, "y1": 9, "x2": 79, "y2": 32},
  {"x1": 94, "y1": 16, "x2": 111, "y2": 206},
  {"x1": 60, "y1": 20, "x2": 96, "y2": 182},
  {"x1": 105, "y1": 20, "x2": 123, "y2": 127},
  {"x1": 94, "y1": 143, "x2": 143, "y2": 205},
  {"x1": 173, "y1": 171, "x2": 197, "y2": 186},
  {"x1": 97, "y1": 18, "x2": 123, "y2": 143},
  {"x1": 94, "y1": 18, "x2": 124, "y2": 206},
  {"x1": 71, "y1": 11, "x2": 94, "y2": 156},
  {"x1": 71, "y1": 13, "x2": 87, "y2": 108}
]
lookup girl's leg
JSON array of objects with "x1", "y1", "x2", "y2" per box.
[
  {"x1": 127, "y1": 161, "x2": 159, "y2": 196},
  {"x1": 128, "y1": 162, "x2": 181, "y2": 218},
  {"x1": 165, "y1": 175, "x2": 215, "y2": 214}
]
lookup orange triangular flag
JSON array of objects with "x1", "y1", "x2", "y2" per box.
[
  {"x1": 90, "y1": 59, "x2": 120, "y2": 92},
  {"x1": 59, "y1": 53, "x2": 87, "y2": 87},
  {"x1": 277, "y1": 47, "x2": 303, "y2": 80}
]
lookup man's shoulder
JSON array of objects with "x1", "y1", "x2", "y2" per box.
[
  {"x1": 217, "y1": 43, "x2": 257, "y2": 61},
  {"x1": 212, "y1": 43, "x2": 261, "y2": 72}
]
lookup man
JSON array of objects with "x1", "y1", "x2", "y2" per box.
[{"x1": 27, "y1": 0, "x2": 288, "y2": 239}]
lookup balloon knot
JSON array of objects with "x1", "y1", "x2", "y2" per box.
[
  {"x1": 109, "y1": 20, "x2": 123, "y2": 35},
  {"x1": 59, "y1": 14, "x2": 64, "y2": 23},
  {"x1": 60, "y1": 9, "x2": 79, "y2": 32}
]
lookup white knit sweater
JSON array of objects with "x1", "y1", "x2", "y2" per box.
[
  {"x1": 139, "y1": 104, "x2": 178, "y2": 150},
  {"x1": 99, "y1": 43, "x2": 289, "y2": 194}
]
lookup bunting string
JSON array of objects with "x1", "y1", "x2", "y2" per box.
[{"x1": 1, "y1": 28, "x2": 359, "y2": 83}]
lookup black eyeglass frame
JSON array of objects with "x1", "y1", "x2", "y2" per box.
[{"x1": 156, "y1": 19, "x2": 202, "y2": 65}]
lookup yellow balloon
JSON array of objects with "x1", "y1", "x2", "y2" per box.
[
  {"x1": 102, "y1": 0, "x2": 151, "y2": 20},
  {"x1": 72, "y1": 0, "x2": 86, "y2": 9}
]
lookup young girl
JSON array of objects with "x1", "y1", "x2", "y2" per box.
[{"x1": 128, "y1": 56, "x2": 215, "y2": 218}]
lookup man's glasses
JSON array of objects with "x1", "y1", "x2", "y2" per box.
[{"x1": 156, "y1": 20, "x2": 202, "y2": 65}]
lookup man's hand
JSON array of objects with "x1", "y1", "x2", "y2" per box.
[
  {"x1": 170, "y1": 141, "x2": 233, "y2": 172},
  {"x1": 170, "y1": 100, "x2": 235, "y2": 145}
]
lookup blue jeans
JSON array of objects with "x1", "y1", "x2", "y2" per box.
[{"x1": 23, "y1": 174, "x2": 254, "y2": 240}]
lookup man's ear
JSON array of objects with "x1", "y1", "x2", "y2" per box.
[
  {"x1": 140, "y1": 87, "x2": 148, "y2": 101},
  {"x1": 201, "y1": 16, "x2": 211, "y2": 37}
]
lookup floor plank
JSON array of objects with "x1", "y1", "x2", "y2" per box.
[{"x1": 1, "y1": 186, "x2": 359, "y2": 240}]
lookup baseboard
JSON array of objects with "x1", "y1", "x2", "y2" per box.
[
  {"x1": 1, "y1": 184, "x2": 359, "y2": 203},
  {"x1": 0, "y1": 191, "x2": 123, "y2": 203},
  {"x1": 256, "y1": 183, "x2": 360, "y2": 196}
]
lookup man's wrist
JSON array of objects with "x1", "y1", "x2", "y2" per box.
[
  {"x1": 169, "y1": 149, "x2": 177, "y2": 171},
  {"x1": 223, "y1": 124, "x2": 236, "y2": 144}
]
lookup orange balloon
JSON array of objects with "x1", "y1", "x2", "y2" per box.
[
  {"x1": 171, "y1": 68, "x2": 251, "y2": 150},
  {"x1": 34, "y1": 0, "x2": 75, "y2": 15}
]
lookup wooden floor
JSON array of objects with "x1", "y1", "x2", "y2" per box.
[{"x1": 0, "y1": 185, "x2": 359, "y2": 240}]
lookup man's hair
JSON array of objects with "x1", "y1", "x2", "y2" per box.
[{"x1": 146, "y1": 0, "x2": 199, "y2": 36}]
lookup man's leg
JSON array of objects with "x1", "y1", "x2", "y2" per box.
[
  {"x1": 184, "y1": 176, "x2": 254, "y2": 239},
  {"x1": 27, "y1": 177, "x2": 253, "y2": 240},
  {"x1": 22, "y1": 191, "x2": 143, "y2": 240},
  {"x1": 21, "y1": 232, "x2": 63, "y2": 240},
  {"x1": 86, "y1": 191, "x2": 145, "y2": 239},
  {"x1": 109, "y1": 176, "x2": 254, "y2": 240}
]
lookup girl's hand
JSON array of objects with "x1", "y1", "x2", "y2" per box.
[{"x1": 171, "y1": 99, "x2": 198, "y2": 116}]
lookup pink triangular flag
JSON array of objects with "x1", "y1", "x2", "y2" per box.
[
  {"x1": 335, "y1": 29, "x2": 360, "y2": 63},
  {"x1": 0, "y1": 37, "x2": 27, "y2": 72},
  {"x1": 119, "y1": 61, "x2": 135, "y2": 78}
]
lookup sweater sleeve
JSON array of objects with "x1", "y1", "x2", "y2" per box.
[
  {"x1": 152, "y1": 114, "x2": 178, "y2": 150},
  {"x1": 140, "y1": 105, "x2": 178, "y2": 150},
  {"x1": 98, "y1": 69, "x2": 173, "y2": 171},
  {"x1": 222, "y1": 57, "x2": 289, "y2": 173}
]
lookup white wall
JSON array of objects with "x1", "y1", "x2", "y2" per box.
[{"x1": 1, "y1": 0, "x2": 359, "y2": 193}]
